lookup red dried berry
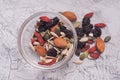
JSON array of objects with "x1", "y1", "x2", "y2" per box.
[
  {"x1": 34, "y1": 32, "x2": 45, "y2": 45},
  {"x1": 80, "y1": 48, "x2": 86, "y2": 52},
  {"x1": 31, "y1": 38, "x2": 36, "y2": 44},
  {"x1": 90, "y1": 53, "x2": 100, "y2": 59},
  {"x1": 80, "y1": 45, "x2": 90, "y2": 52},
  {"x1": 40, "y1": 16, "x2": 51, "y2": 22},
  {"x1": 94, "y1": 23, "x2": 106, "y2": 28},
  {"x1": 84, "y1": 12, "x2": 94, "y2": 18},
  {"x1": 85, "y1": 45, "x2": 90, "y2": 49},
  {"x1": 87, "y1": 39, "x2": 94, "y2": 44},
  {"x1": 38, "y1": 58, "x2": 56, "y2": 66},
  {"x1": 88, "y1": 46, "x2": 96, "y2": 54}
]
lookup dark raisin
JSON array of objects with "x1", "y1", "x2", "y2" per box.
[
  {"x1": 38, "y1": 27, "x2": 46, "y2": 32},
  {"x1": 83, "y1": 25, "x2": 92, "y2": 35},
  {"x1": 91, "y1": 27, "x2": 101, "y2": 37},
  {"x1": 75, "y1": 27, "x2": 84, "y2": 37},
  {"x1": 53, "y1": 17, "x2": 59, "y2": 23},
  {"x1": 88, "y1": 24, "x2": 93, "y2": 28},
  {"x1": 60, "y1": 26, "x2": 67, "y2": 32},
  {"x1": 47, "y1": 48, "x2": 57, "y2": 57},
  {"x1": 82, "y1": 17, "x2": 90, "y2": 27},
  {"x1": 77, "y1": 41, "x2": 86, "y2": 49},
  {"x1": 64, "y1": 29, "x2": 73, "y2": 38},
  {"x1": 39, "y1": 21, "x2": 46, "y2": 27}
]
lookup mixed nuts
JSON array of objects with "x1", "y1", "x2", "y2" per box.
[
  {"x1": 30, "y1": 16, "x2": 73, "y2": 66},
  {"x1": 29, "y1": 11, "x2": 111, "y2": 66},
  {"x1": 62, "y1": 11, "x2": 111, "y2": 64}
]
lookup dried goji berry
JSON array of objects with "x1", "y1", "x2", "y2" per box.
[
  {"x1": 34, "y1": 32, "x2": 45, "y2": 45},
  {"x1": 38, "y1": 58, "x2": 56, "y2": 65},
  {"x1": 90, "y1": 53, "x2": 100, "y2": 59},
  {"x1": 87, "y1": 39, "x2": 94, "y2": 44},
  {"x1": 94, "y1": 23, "x2": 106, "y2": 28},
  {"x1": 84, "y1": 12, "x2": 94, "y2": 18},
  {"x1": 88, "y1": 46, "x2": 96, "y2": 54},
  {"x1": 31, "y1": 38, "x2": 36, "y2": 44},
  {"x1": 40, "y1": 16, "x2": 51, "y2": 22}
]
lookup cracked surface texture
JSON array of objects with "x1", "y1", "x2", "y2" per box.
[{"x1": 0, "y1": 0, "x2": 120, "y2": 80}]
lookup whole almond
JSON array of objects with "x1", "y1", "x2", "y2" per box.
[
  {"x1": 63, "y1": 11, "x2": 77, "y2": 22},
  {"x1": 96, "y1": 37, "x2": 105, "y2": 53},
  {"x1": 54, "y1": 37, "x2": 67, "y2": 48},
  {"x1": 34, "y1": 45, "x2": 46, "y2": 57}
]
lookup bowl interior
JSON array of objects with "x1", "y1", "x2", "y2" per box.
[{"x1": 18, "y1": 12, "x2": 77, "y2": 70}]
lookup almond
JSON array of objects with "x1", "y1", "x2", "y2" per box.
[
  {"x1": 34, "y1": 45, "x2": 46, "y2": 57},
  {"x1": 54, "y1": 37, "x2": 67, "y2": 48},
  {"x1": 63, "y1": 11, "x2": 77, "y2": 22},
  {"x1": 96, "y1": 37, "x2": 105, "y2": 53}
]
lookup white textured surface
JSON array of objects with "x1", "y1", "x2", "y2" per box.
[{"x1": 0, "y1": 0, "x2": 120, "y2": 80}]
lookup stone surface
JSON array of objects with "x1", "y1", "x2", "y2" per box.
[{"x1": 0, "y1": 0, "x2": 120, "y2": 80}]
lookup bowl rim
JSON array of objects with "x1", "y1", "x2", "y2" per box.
[{"x1": 17, "y1": 11, "x2": 78, "y2": 70}]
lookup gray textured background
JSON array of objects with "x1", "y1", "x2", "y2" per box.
[{"x1": 0, "y1": 0, "x2": 120, "y2": 80}]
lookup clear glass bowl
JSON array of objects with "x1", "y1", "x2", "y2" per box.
[{"x1": 17, "y1": 12, "x2": 77, "y2": 70}]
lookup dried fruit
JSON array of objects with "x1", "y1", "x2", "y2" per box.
[
  {"x1": 77, "y1": 42, "x2": 86, "y2": 49},
  {"x1": 54, "y1": 37, "x2": 67, "y2": 48},
  {"x1": 84, "y1": 12, "x2": 94, "y2": 18},
  {"x1": 82, "y1": 17, "x2": 90, "y2": 27},
  {"x1": 34, "y1": 45, "x2": 46, "y2": 57},
  {"x1": 34, "y1": 32, "x2": 45, "y2": 45},
  {"x1": 62, "y1": 11, "x2": 77, "y2": 22},
  {"x1": 94, "y1": 23, "x2": 106, "y2": 28},
  {"x1": 87, "y1": 39, "x2": 94, "y2": 44},
  {"x1": 38, "y1": 58, "x2": 56, "y2": 65},
  {"x1": 88, "y1": 46, "x2": 96, "y2": 54},
  {"x1": 47, "y1": 48, "x2": 57, "y2": 57},
  {"x1": 75, "y1": 27, "x2": 84, "y2": 37},
  {"x1": 104, "y1": 36, "x2": 111, "y2": 42},
  {"x1": 92, "y1": 27, "x2": 102, "y2": 37},
  {"x1": 39, "y1": 16, "x2": 51, "y2": 22},
  {"x1": 80, "y1": 45, "x2": 90, "y2": 52},
  {"x1": 31, "y1": 38, "x2": 36, "y2": 44},
  {"x1": 90, "y1": 53, "x2": 100, "y2": 59},
  {"x1": 96, "y1": 37, "x2": 105, "y2": 53}
]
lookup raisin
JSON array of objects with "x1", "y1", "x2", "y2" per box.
[
  {"x1": 60, "y1": 26, "x2": 67, "y2": 32},
  {"x1": 83, "y1": 24, "x2": 93, "y2": 35},
  {"x1": 75, "y1": 27, "x2": 84, "y2": 37},
  {"x1": 64, "y1": 29, "x2": 73, "y2": 38},
  {"x1": 47, "y1": 48, "x2": 57, "y2": 57},
  {"x1": 92, "y1": 27, "x2": 101, "y2": 37},
  {"x1": 82, "y1": 17, "x2": 90, "y2": 27},
  {"x1": 77, "y1": 41, "x2": 86, "y2": 49},
  {"x1": 53, "y1": 17, "x2": 59, "y2": 23}
]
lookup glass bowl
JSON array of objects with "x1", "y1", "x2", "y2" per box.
[{"x1": 17, "y1": 12, "x2": 77, "y2": 70}]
